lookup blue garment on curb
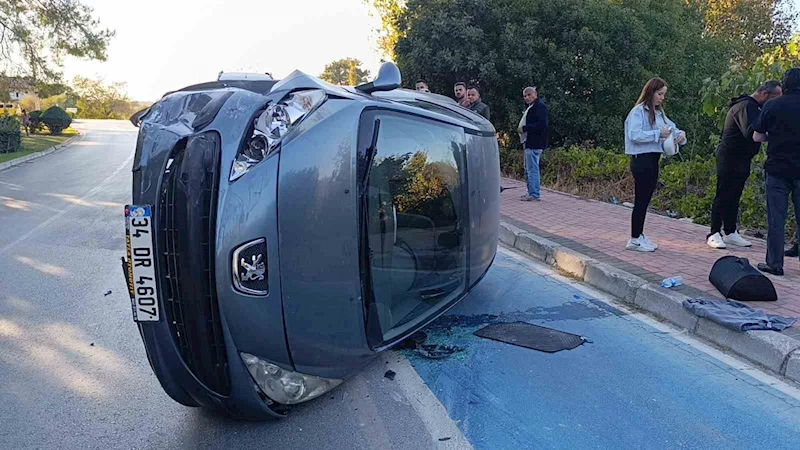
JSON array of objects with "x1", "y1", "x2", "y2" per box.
[{"x1": 683, "y1": 299, "x2": 797, "y2": 332}]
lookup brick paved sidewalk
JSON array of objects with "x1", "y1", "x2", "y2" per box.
[{"x1": 500, "y1": 177, "x2": 800, "y2": 339}]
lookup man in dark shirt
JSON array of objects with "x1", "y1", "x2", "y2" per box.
[
  {"x1": 707, "y1": 80, "x2": 782, "y2": 250},
  {"x1": 454, "y1": 82, "x2": 470, "y2": 107},
  {"x1": 467, "y1": 86, "x2": 490, "y2": 120},
  {"x1": 518, "y1": 86, "x2": 549, "y2": 201},
  {"x1": 752, "y1": 68, "x2": 800, "y2": 276}
]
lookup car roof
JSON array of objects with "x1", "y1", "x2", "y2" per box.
[{"x1": 164, "y1": 71, "x2": 494, "y2": 133}]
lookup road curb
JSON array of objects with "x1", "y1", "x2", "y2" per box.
[
  {"x1": 584, "y1": 262, "x2": 647, "y2": 304},
  {"x1": 500, "y1": 220, "x2": 800, "y2": 385},
  {"x1": 0, "y1": 133, "x2": 83, "y2": 172}
]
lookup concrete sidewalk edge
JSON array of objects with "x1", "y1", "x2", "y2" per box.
[
  {"x1": 500, "y1": 220, "x2": 800, "y2": 385},
  {"x1": 0, "y1": 132, "x2": 83, "y2": 172}
]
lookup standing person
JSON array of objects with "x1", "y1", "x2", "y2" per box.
[
  {"x1": 467, "y1": 86, "x2": 490, "y2": 120},
  {"x1": 454, "y1": 82, "x2": 470, "y2": 107},
  {"x1": 518, "y1": 86, "x2": 548, "y2": 201},
  {"x1": 752, "y1": 68, "x2": 800, "y2": 276},
  {"x1": 21, "y1": 109, "x2": 31, "y2": 136},
  {"x1": 624, "y1": 77, "x2": 687, "y2": 252},
  {"x1": 707, "y1": 80, "x2": 783, "y2": 249},
  {"x1": 415, "y1": 80, "x2": 430, "y2": 92}
]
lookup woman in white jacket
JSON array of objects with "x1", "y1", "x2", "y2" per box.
[{"x1": 624, "y1": 77, "x2": 687, "y2": 252}]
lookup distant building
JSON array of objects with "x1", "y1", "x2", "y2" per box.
[{"x1": 1, "y1": 76, "x2": 41, "y2": 112}]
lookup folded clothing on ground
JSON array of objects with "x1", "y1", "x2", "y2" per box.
[{"x1": 683, "y1": 299, "x2": 796, "y2": 332}]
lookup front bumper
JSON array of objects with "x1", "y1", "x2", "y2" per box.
[{"x1": 128, "y1": 93, "x2": 296, "y2": 418}]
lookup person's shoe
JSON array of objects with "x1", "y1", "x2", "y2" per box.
[
  {"x1": 626, "y1": 236, "x2": 656, "y2": 252},
  {"x1": 757, "y1": 263, "x2": 784, "y2": 276},
  {"x1": 787, "y1": 244, "x2": 799, "y2": 258},
  {"x1": 707, "y1": 232, "x2": 727, "y2": 249},
  {"x1": 723, "y1": 231, "x2": 752, "y2": 247},
  {"x1": 520, "y1": 195, "x2": 534, "y2": 202},
  {"x1": 640, "y1": 234, "x2": 658, "y2": 250}
]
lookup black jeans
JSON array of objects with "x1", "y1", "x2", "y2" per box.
[
  {"x1": 710, "y1": 153, "x2": 752, "y2": 235},
  {"x1": 630, "y1": 153, "x2": 661, "y2": 238},
  {"x1": 766, "y1": 174, "x2": 800, "y2": 269}
]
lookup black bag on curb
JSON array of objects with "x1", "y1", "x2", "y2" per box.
[{"x1": 709, "y1": 256, "x2": 778, "y2": 302}]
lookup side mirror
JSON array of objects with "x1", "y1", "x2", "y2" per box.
[{"x1": 356, "y1": 62, "x2": 401, "y2": 94}]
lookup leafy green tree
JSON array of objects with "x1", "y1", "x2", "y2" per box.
[
  {"x1": 0, "y1": 0, "x2": 114, "y2": 80},
  {"x1": 372, "y1": 0, "x2": 733, "y2": 155},
  {"x1": 36, "y1": 82, "x2": 74, "y2": 99},
  {"x1": 695, "y1": 0, "x2": 795, "y2": 63},
  {"x1": 72, "y1": 76, "x2": 137, "y2": 119},
  {"x1": 702, "y1": 36, "x2": 800, "y2": 126},
  {"x1": 320, "y1": 58, "x2": 370, "y2": 85}
]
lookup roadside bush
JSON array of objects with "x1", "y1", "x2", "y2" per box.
[
  {"x1": 0, "y1": 115, "x2": 22, "y2": 154},
  {"x1": 652, "y1": 157, "x2": 716, "y2": 224},
  {"x1": 499, "y1": 147, "x2": 525, "y2": 180},
  {"x1": 41, "y1": 106, "x2": 72, "y2": 135},
  {"x1": 501, "y1": 146, "x2": 794, "y2": 240},
  {"x1": 539, "y1": 146, "x2": 632, "y2": 204},
  {"x1": 28, "y1": 110, "x2": 45, "y2": 134}
]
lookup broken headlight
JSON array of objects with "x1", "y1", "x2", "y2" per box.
[
  {"x1": 230, "y1": 89, "x2": 327, "y2": 181},
  {"x1": 241, "y1": 352, "x2": 342, "y2": 405}
]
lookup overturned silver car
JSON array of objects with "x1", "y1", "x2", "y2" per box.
[{"x1": 123, "y1": 63, "x2": 500, "y2": 418}]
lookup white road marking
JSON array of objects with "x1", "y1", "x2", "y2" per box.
[
  {"x1": 384, "y1": 353, "x2": 474, "y2": 449},
  {"x1": 500, "y1": 246, "x2": 800, "y2": 401}
]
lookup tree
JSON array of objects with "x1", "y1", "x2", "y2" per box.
[
  {"x1": 71, "y1": 76, "x2": 136, "y2": 119},
  {"x1": 320, "y1": 58, "x2": 370, "y2": 85},
  {"x1": 702, "y1": 35, "x2": 800, "y2": 126},
  {"x1": 36, "y1": 82, "x2": 74, "y2": 99},
  {"x1": 695, "y1": 0, "x2": 796, "y2": 63},
  {"x1": 18, "y1": 94, "x2": 39, "y2": 112},
  {"x1": 0, "y1": 1, "x2": 114, "y2": 80},
  {"x1": 372, "y1": 0, "x2": 733, "y2": 154}
]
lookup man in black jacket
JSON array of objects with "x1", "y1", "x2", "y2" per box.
[
  {"x1": 707, "y1": 80, "x2": 782, "y2": 250},
  {"x1": 518, "y1": 86, "x2": 549, "y2": 201},
  {"x1": 753, "y1": 68, "x2": 800, "y2": 276},
  {"x1": 467, "y1": 86, "x2": 490, "y2": 120}
]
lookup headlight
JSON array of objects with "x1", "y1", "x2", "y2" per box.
[
  {"x1": 230, "y1": 89, "x2": 327, "y2": 181},
  {"x1": 241, "y1": 352, "x2": 342, "y2": 405}
]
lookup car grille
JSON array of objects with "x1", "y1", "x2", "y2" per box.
[{"x1": 158, "y1": 132, "x2": 231, "y2": 396}]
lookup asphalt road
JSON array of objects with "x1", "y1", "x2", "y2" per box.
[{"x1": 1, "y1": 120, "x2": 799, "y2": 450}]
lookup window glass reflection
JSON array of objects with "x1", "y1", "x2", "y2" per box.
[{"x1": 366, "y1": 114, "x2": 467, "y2": 341}]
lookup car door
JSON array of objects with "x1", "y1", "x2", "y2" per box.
[{"x1": 360, "y1": 110, "x2": 470, "y2": 347}]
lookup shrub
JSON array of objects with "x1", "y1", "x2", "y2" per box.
[
  {"x1": 41, "y1": 106, "x2": 72, "y2": 135},
  {"x1": 499, "y1": 147, "x2": 525, "y2": 180},
  {"x1": 652, "y1": 157, "x2": 716, "y2": 224},
  {"x1": 28, "y1": 110, "x2": 45, "y2": 134},
  {"x1": 0, "y1": 115, "x2": 22, "y2": 154},
  {"x1": 500, "y1": 145, "x2": 794, "y2": 240},
  {"x1": 539, "y1": 146, "x2": 632, "y2": 203}
]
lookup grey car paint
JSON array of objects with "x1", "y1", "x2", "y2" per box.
[{"x1": 129, "y1": 68, "x2": 499, "y2": 417}]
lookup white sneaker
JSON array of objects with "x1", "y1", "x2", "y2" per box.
[
  {"x1": 640, "y1": 234, "x2": 658, "y2": 250},
  {"x1": 707, "y1": 232, "x2": 727, "y2": 249},
  {"x1": 626, "y1": 237, "x2": 656, "y2": 252},
  {"x1": 723, "y1": 231, "x2": 752, "y2": 247}
]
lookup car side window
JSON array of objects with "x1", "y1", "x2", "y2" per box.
[{"x1": 364, "y1": 112, "x2": 469, "y2": 342}]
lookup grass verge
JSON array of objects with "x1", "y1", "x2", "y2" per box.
[{"x1": 0, "y1": 128, "x2": 79, "y2": 164}]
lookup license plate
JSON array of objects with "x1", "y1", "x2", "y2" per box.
[{"x1": 125, "y1": 205, "x2": 160, "y2": 322}]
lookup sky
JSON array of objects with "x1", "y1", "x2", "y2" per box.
[
  {"x1": 60, "y1": 0, "x2": 800, "y2": 102},
  {"x1": 62, "y1": 0, "x2": 385, "y2": 101}
]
